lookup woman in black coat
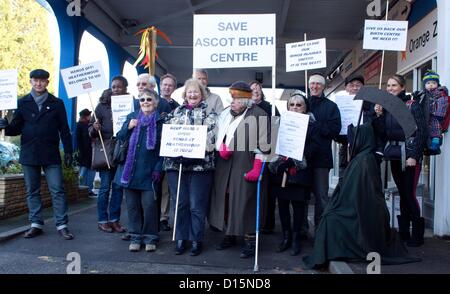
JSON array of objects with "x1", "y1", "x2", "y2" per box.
[
  {"x1": 375, "y1": 74, "x2": 427, "y2": 247},
  {"x1": 269, "y1": 93, "x2": 318, "y2": 256}
]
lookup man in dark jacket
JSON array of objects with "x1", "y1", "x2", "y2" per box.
[
  {"x1": 308, "y1": 73, "x2": 341, "y2": 226},
  {"x1": 158, "y1": 73, "x2": 179, "y2": 231},
  {"x1": 76, "y1": 108, "x2": 96, "y2": 196},
  {"x1": 336, "y1": 75, "x2": 365, "y2": 176},
  {"x1": 0, "y1": 69, "x2": 74, "y2": 240}
]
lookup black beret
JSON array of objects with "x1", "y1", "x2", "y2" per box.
[
  {"x1": 345, "y1": 74, "x2": 365, "y2": 86},
  {"x1": 79, "y1": 108, "x2": 92, "y2": 117},
  {"x1": 30, "y1": 69, "x2": 49, "y2": 79}
]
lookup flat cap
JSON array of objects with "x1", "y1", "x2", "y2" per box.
[
  {"x1": 345, "y1": 74, "x2": 365, "y2": 86},
  {"x1": 30, "y1": 69, "x2": 50, "y2": 79}
]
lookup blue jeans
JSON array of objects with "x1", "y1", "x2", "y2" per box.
[
  {"x1": 167, "y1": 171, "x2": 213, "y2": 241},
  {"x1": 98, "y1": 168, "x2": 123, "y2": 223},
  {"x1": 79, "y1": 166, "x2": 95, "y2": 192},
  {"x1": 22, "y1": 164, "x2": 68, "y2": 230},
  {"x1": 124, "y1": 188, "x2": 159, "y2": 245}
]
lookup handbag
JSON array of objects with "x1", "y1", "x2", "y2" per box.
[
  {"x1": 91, "y1": 137, "x2": 116, "y2": 170},
  {"x1": 112, "y1": 138, "x2": 129, "y2": 166},
  {"x1": 383, "y1": 143, "x2": 402, "y2": 161}
]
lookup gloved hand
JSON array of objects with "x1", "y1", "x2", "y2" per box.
[
  {"x1": 0, "y1": 118, "x2": 8, "y2": 129},
  {"x1": 218, "y1": 142, "x2": 233, "y2": 160},
  {"x1": 152, "y1": 171, "x2": 162, "y2": 183},
  {"x1": 244, "y1": 158, "x2": 263, "y2": 182},
  {"x1": 64, "y1": 153, "x2": 73, "y2": 167},
  {"x1": 430, "y1": 137, "x2": 440, "y2": 150},
  {"x1": 278, "y1": 157, "x2": 294, "y2": 171},
  {"x1": 288, "y1": 166, "x2": 297, "y2": 176},
  {"x1": 93, "y1": 120, "x2": 101, "y2": 131}
]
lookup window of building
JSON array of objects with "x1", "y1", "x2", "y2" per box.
[{"x1": 77, "y1": 31, "x2": 110, "y2": 119}]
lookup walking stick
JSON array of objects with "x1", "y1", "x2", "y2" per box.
[
  {"x1": 172, "y1": 111, "x2": 189, "y2": 241},
  {"x1": 254, "y1": 160, "x2": 267, "y2": 272}
]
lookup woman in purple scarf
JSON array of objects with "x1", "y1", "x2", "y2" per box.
[{"x1": 114, "y1": 89, "x2": 163, "y2": 252}]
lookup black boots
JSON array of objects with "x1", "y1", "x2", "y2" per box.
[
  {"x1": 277, "y1": 230, "x2": 292, "y2": 252},
  {"x1": 290, "y1": 232, "x2": 301, "y2": 256},
  {"x1": 397, "y1": 215, "x2": 411, "y2": 241},
  {"x1": 407, "y1": 217, "x2": 425, "y2": 247},
  {"x1": 397, "y1": 215, "x2": 424, "y2": 247},
  {"x1": 216, "y1": 235, "x2": 236, "y2": 250},
  {"x1": 175, "y1": 240, "x2": 186, "y2": 255},
  {"x1": 240, "y1": 235, "x2": 256, "y2": 258}
]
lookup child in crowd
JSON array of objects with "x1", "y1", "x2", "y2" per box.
[{"x1": 422, "y1": 70, "x2": 448, "y2": 153}]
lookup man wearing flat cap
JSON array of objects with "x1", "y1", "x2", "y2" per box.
[
  {"x1": 0, "y1": 69, "x2": 74, "y2": 240},
  {"x1": 76, "y1": 108, "x2": 96, "y2": 197},
  {"x1": 336, "y1": 75, "x2": 365, "y2": 175},
  {"x1": 209, "y1": 81, "x2": 270, "y2": 259}
]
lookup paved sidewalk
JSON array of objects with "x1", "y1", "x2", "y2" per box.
[
  {"x1": 346, "y1": 236, "x2": 450, "y2": 274},
  {"x1": 2, "y1": 199, "x2": 447, "y2": 274},
  {"x1": 0, "y1": 201, "x2": 320, "y2": 274}
]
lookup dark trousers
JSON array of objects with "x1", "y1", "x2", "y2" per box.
[
  {"x1": 338, "y1": 143, "x2": 348, "y2": 176},
  {"x1": 278, "y1": 198, "x2": 306, "y2": 233},
  {"x1": 262, "y1": 177, "x2": 276, "y2": 232},
  {"x1": 390, "y1": 161, "x2": 422, "y2": 220},
  {"x1": 311, "y1": 168, "x2": 330, "y2": 226},
  {"x1": 124, "y1": 188, "x2": 159, "y2": 245},
  {"x1": 167, "y1": 171, "x2": 213, "y2": 241}
]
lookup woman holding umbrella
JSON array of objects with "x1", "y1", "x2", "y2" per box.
[{"x1": 375, "y1": 74, "x2": 427, "y2": 247}]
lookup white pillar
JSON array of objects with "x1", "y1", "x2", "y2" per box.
[{"x1": 434, "y1": 0, "x2": 450, "y2": 236}]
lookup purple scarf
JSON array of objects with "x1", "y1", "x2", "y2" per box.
[{"x1": 121, "y1": 111, "x2": 157, "y2": 184}]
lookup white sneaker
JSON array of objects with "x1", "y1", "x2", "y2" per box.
[
  {"x1": 129, "y1": 243, "x2": 141, "y2": 252},
  {"x1": 145, "y1": 244, "x2": 156, "y2": 252}
]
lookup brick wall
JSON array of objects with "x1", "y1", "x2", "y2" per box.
[{"x1": 0, "y1": 173, "x2": 88, "y2": 220}]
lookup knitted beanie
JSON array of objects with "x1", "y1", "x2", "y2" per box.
[{"x1": 423, "y1": 70, "x2": 440, "y2": 85}]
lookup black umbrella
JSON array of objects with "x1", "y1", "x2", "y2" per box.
[
  {"x1": 350, "y1": 86, "x2": 417, "y2": 159},
  {"x1": 354, "y1": 87, "x2": 417, "y2": 138}
]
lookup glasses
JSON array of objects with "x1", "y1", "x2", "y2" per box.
[
  {"x1": 289, "y1": 103, "x2": 305, "y2": 107},
  {"x1": 139, "y1": 97, "x2": 153, "y2": 103},
  {"x1": 137, "y1": 82, "x2": 148, "y2": 86}
]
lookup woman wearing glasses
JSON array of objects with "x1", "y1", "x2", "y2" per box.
[
  {"x1": 269, "y1": 92, "x2": 318, "y2": 255},
  {"x1": 163, "y1": 79, "x2": 217, "y2": 256},
  {"x1": 114, "y1": 89, "x2": 164, "y2": 252}
]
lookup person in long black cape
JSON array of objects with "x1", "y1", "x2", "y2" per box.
[{"x1": 303, "y1": 123, "x2": 421, "y2": 269}]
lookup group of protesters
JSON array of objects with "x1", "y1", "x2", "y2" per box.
[{"x1": 1, "y1": 65, "x2": 439, "y2": 267}]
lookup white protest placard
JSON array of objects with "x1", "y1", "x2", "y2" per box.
[
  {"x1": 60, "y1": 61, "x2": 108, "y2": 98},
  {"x1": 363, "y1": 20, "x2": 408, "y2": 51},
  {"x1": 193, "y1": 14, "x2": 276, "y2": 69},
  {"x1": 286, "y1": 38, "x2": 327, "y2": 72},
  {"x1": 111, "y1": 95, "x2": 134, "y2": 136},
  {"x1": 334, "y1": 93, "x2": 363, "y2": 135},
  {"x1": 0, "y1": 69, "x2": 18, "y2": 111},
  {"x1": 275, "y1": 111, "x2": 309, "y2": 161},
  {"x1": 160, "y1": 125, "x2": 208, "y2": 158}
]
